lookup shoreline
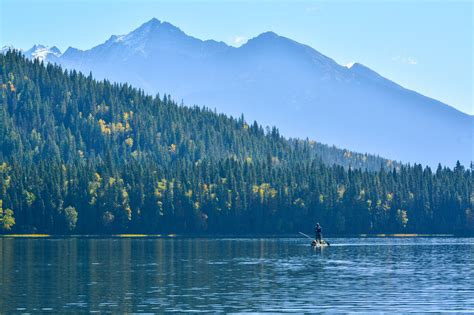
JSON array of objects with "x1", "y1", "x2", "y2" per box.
[{"x1": 0, "y1": 233, "x2": 465, "y2": 238}]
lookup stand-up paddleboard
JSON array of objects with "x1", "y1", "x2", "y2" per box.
[
  {"x1": 299, "y1": 232, "x2": 330, "y2": 247},
  {"x1": 311, "y1": 239, "x2": 329, "y2": 247}
]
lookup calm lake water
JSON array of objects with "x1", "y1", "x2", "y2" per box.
[{"x1": 0, "y1": 237, "x2": 473, "y2": 313}]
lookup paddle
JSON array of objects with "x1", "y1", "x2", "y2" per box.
[{"x1": 298, "y1": 232, "x2": 313, "y2": 240}]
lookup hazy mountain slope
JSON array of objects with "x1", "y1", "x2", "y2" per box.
[{"x1": 32, "y1": 18, "x2": 473, "y2": 167}]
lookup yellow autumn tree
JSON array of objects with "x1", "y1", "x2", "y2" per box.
[
  {"x1": 0, "y1": 200, "x2": 15, "y2": 230},
  {"x1": 125, "y1": 137, "x2": 134, "y2": 147}
]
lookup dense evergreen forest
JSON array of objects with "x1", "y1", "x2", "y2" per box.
[{"x1": 0, "y1": 51, "x2": 472, "y2": 235}]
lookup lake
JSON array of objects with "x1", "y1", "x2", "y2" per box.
[{"x1": 0, "y1": 237, "x2": 473, "y2": 312}]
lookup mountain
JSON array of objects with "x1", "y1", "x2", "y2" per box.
[
  {"x1": 1, "y1": 51, "x2": 472, "y2": 235},
  {"x1": 27, "y1": 18, "x2": 473, "y2": 167},
  {"x1": 24, "y1": 45, "x2": 62, "y2": 63}
]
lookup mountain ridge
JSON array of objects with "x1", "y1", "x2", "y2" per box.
[{"x1": 22, "y1": 19, "x2": 470, "y2": 119}]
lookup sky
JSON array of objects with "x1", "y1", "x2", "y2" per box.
[{"x1": 1, "y1": 0, "x2": 472, "y2": 115}]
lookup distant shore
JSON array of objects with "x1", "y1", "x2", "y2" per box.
[{"x1": 0, "y1": 233, "x2": 464, "y2": 238}]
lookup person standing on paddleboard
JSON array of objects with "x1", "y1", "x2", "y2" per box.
[{"x1": 315, "y1": 223, "x2": 322, "y2": 243}]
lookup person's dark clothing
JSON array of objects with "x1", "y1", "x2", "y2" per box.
[{"x1": 315, "y1": 226, "x2": 322, "y2": 242}]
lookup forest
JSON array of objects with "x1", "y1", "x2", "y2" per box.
[{"x1": 0, "y1": 50, "x2": 472, "y2": 235}]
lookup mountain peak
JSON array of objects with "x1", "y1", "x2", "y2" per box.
[
  {"x1": 24, "y1": 45, "x2": 62, "y2": 62},
  {"x1": 34, "y1": 44, "x2": 45, "y2": 48},
  {"x1": 63, "y1": 46, "x2": 82, "y2": 54},
  {"x1": 134, "y1": 18, "x2": 181, "y2": 34},
  {"x1": 147, "y1": 17, "x2": 161, "y2": 24},
  {"x1": 258, "y1": 31, "x2": 279, "y2": 38},
  {"x1": 120, "y1": 18, "x2": 185, "y2": 47},
  {"x1": 349, "y1": 62, "x2": 385, "y2": 78},
  {"x1": 139, "y1": 17, "x2": 162, "y2": 29},
  {"x1": 49, "y1": 46, "x2": 61, "y2": 54},
  {"x1": 250, "y1": 31, "x2": 282, "y2": 43},
  {"x1": 244, "y1": 31, "x2": 290, "y2": 48},
  {"x1": 61, "y1": 47, "x2": 83, "y2": 61},
  {"x1": 350, "y1": 62, "x2": 370, "y2": 71},
  {"x1": 246, "y1": 31, "x2": 308, "y2": 49}
]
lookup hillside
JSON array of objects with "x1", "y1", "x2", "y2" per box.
[
  {"x1": 0, "y1": 51, "x2": 472, "y2": 235},
  {"x1": 25, "y1": 18, "x2": 473, "y2": 167}
]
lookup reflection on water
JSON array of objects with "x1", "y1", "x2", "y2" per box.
[{"x1": 0, "y1": 237, "x2": 473, "y2": 312}]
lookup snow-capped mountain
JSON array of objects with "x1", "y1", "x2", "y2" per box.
[
  {"x1": 23, "y1": 45, "x2": 62, "y2": 63},
  {"x1": 19, "y1": 18, "x2": 473, "y2": 167}
]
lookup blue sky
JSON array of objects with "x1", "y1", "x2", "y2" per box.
[{"x1": 1, "y1": 0, "x2": 472, "y2": 115}]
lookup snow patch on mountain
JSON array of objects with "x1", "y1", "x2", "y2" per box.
[{"x1": 24, "y1": 45, "x2": 62, "y2": 63}]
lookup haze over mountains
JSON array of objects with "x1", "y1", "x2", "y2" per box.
[{"x1": 14, "y1": 18, "x2": 473, "y2": 167}]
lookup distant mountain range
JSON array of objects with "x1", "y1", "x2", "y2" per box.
[{"x1": 8, "y1": 18, "x2": 473, "y2": 167}]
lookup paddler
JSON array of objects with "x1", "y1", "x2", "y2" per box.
[{"x1": 315, "y1": 223, "x2": 322, "y2": 244}]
